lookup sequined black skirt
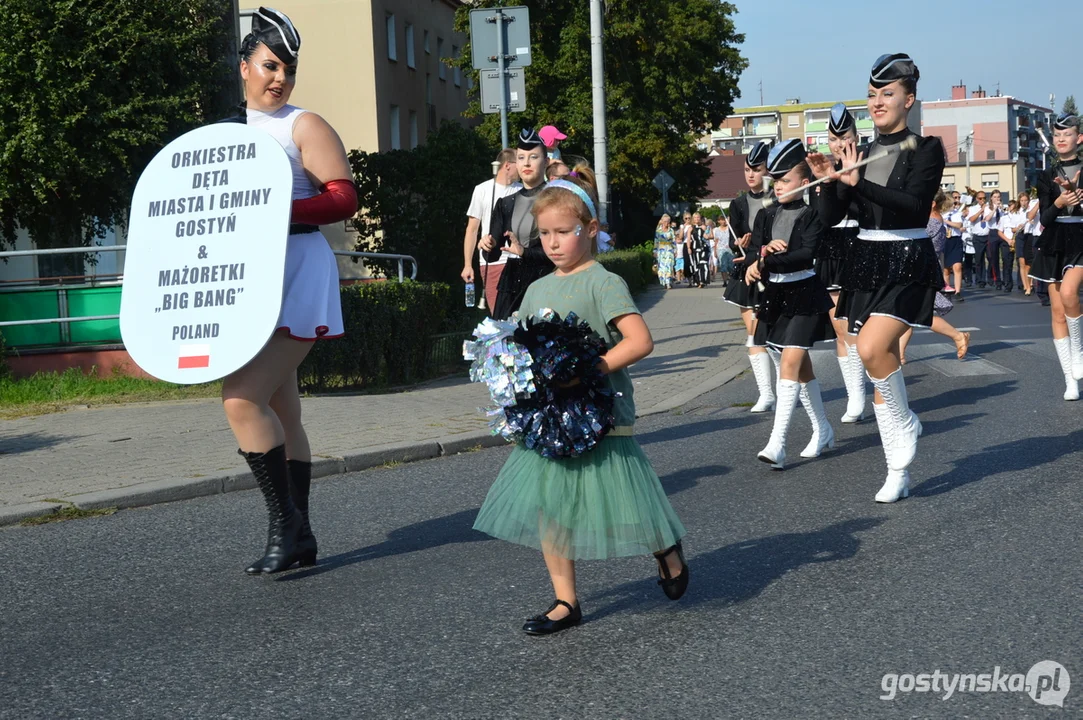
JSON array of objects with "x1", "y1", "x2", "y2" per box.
[
  {"x1": 816, "y1": 226, "x2": 857, "y2": 291},
  {"x1": 1042, "y1": 221, "x2": 1083, "y2": 256},
  {"x1": 835, "y1": 237, "x2": 939, "y2": 332},
  {"x1": 838, "y1": 236, "x2": 942, "y2": 292},
  {"x1": 754, "y1": 306, "x2": 835, "y2": 349},
  {"x1": 722, "y1": 265, "x2": 761, "y2": 309},
  {"x1": 1029, "y1": 247, "x2": 1083, "y2": 282},
  {"x1": 756, "y1": 276, "x2": 835, "y2": 326}
]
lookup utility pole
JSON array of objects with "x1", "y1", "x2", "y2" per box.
[
  {"x1": 964, "y1": 132, "x2": 974, "y2": 188},
  {"x1": 759, "y1": 79, "x2": 763, "y2": 106},
  {"x1": 589, "y1": 0, "x2": 609, "y2": 223}
]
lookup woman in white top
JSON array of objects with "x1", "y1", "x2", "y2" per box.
[{"x1": 227, "y1": 8, "x2": 358, "y2": 575}]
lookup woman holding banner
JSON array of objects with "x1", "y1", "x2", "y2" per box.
[{"x1": 225, "y1": 8, "x2": 358, "y2": 574}]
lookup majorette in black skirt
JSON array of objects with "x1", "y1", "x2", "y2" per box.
[
  {"x1": 816, "y1": 219, "x2": 858, "y2": 292},
  {"x1": 1031, "y1": 149, "x2": 1083, "y2": 400},
  {"x1": 753, "y1": 271, "x2": 836, "y2": 349},
  {"x1": 833, "y1": 228, "x2": 941, "y2": 332},
  {"x1": 1029, "y1": 218, "x2": 1083, "y2": 283}
]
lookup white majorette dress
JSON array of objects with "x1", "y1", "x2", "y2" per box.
[{"x1": 247, "y1": 104, "x2": 344, "y2": 340}]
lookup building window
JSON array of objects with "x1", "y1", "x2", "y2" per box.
[
  {"x1": 788, "y1": 115, "x2": 799, "y2": 128},
  {"x1": 981, "y1": 172, "x2": 999, "y2": 188},
  {"x1": 405, "y1": 24, "x2": 415, "y2": 68},
  {"x1": 452, "y1": 45, "x2": 460, "y2": 87},
  {"x1": 409, "y1": 110, "x2": 419, "y2": 149},
  {"x1": 425, "y1": 74, "x2": 432, "y2": 104},
  {"x1": 987, "y1": 150, "x2": 996, "y2": 160},
  {"x1": 424, "y1": 30, "x2": 430, "y2": 54},
  {"x1": 386, "y1": 14, "x2": 397, "y2": 61},
  {"x1": 942, "y1": 175, "x2": 955, "y2": 191},
  {"x1": 437, "y1": 38, "x2": 445, "y2": 80},
  {"x1": 390, "y1": 105, "x2": 401, "y2": 149}
]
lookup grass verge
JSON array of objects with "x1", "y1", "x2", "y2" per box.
[
  {"x1": 20, "y1": 502, "x2": 117, "y2": 526},
  {"x1": 0, "y1": 368, "x2": 222, "y2": 419}
]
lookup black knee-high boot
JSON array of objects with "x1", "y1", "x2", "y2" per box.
[
  {"x1": 286, "y1": 459, "x2": 318, "y2": 558},
  {"x1": 240, "y1": 445, "x2": 313, "y2": 575}
]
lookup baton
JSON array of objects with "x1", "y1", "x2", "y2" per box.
[{"x1": 763, "y1": 135, "x2": 920, "y2": 208}]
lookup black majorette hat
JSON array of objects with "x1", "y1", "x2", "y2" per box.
[
  {"x1": 518, "y1": 128, "x2": 545, "y2": 151},
  {"x1": 250, "y1": 7, "x2": 301, "y2": 63},
  {"x1": 745, "y1": 141, "x2": 770, "y2": 168},
  {"x1": 870, "y1": 53, "x2": 918, "y2": 89},
  {"x1": 828, "y1": 103, "x2": 855, "y2": 136},
  {"x1": 1054, "y1": 112, "x2": 1080, "y2": 131},
  {"x1": 765, "y1": 139, "x2": 807, "y2": 179}
]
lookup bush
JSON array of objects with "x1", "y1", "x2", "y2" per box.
[
  {"x1": 298, "y1": 281, "x2": 454, "y2": 392},
  {"x1": 348, "y1": 123, "x2": 495, "y2": 288},
  {"x1": 0, "y1": 330, "x2": 9, "y2": 381}
]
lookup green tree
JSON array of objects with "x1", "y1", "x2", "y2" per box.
[
  {"x1": 454, "y1": 0, "x2": 747, "y2": 243},
  {"x1": 348, "y1": 122, "x2": 494, "y2": 288},
  {"x1": 1063, "y1": 95, "x2": 1079, "y2": 117},
  {"x1": 0, "y1": 0, "x2": 236, "y2": 249}
]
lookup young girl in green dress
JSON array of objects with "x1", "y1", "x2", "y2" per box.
[{"x1": 473, "y1": 167, "x2": 689, "y2": 636}]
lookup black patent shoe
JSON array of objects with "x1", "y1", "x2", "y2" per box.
[
  {"x1": 522, "y1": 599, "x2": 582, "y2": 636},
  {"x1": 654, "y1": 542, "x2": 689, "y2": 601}
]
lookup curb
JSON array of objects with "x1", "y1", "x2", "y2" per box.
[
  {"x1": 3, "y1": 351, "x2": 748, "y2": 528},
  {"x1": 2, "y1": 430, "x2": 509, "y2": 528}
]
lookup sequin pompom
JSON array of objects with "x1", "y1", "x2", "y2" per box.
[{"x1": 464, "y1": 310, "x2": 617, "y2": 458}]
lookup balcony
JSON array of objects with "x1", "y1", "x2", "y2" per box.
[{"x1": 743, "y1": 122, "x2": 777, "y2": 137}]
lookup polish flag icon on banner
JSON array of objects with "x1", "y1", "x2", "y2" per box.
[{"x1": 178, "y1": 345, "x2": 211, "y2": 369}]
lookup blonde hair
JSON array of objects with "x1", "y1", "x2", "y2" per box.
[
  {"x1": 933, "y1": 189, "x2": 953, "y2": 214},
  {"x1": 533, "y1": 160, "x2": 600, "y2": 252}
]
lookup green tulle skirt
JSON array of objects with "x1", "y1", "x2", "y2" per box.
[{"x1": 473, "y1": 437, "x2": 686, "y2": 561}]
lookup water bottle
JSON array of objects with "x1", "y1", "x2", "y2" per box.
[{"x1": 464, "y1": 282, "x2": 475, "y2": 307}]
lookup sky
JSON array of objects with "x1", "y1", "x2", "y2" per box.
[{"x1": 732, "y1": 1, "x2": 1069, "y2": 111}]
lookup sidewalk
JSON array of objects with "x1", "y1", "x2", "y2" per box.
[{"x1": 0, "y1": 282, "x2": 749, "y2": 524}]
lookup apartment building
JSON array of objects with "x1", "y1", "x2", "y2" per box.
[
  {"x1": 923, "y1": 84, "x2": 1054, "y2": 192},
  {"x1": 706, "y1": 99, "x2": 875, "y2": 157},
  {"x1": 241, "y1": 0, "x2": 471, "y2": 155}
]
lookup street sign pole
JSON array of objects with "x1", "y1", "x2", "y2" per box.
[
  {"x1": 494, "y1": 10, "x2": 509, "y2": 149},
  {"x1": 473, "y1": 7, "x2": 531, "y2": 149}
]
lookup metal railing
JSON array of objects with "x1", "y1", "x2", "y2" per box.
[{"x1": 0, "y1": 245, "x2": 418, "y2": 329}]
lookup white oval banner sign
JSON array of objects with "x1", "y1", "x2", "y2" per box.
[{"x1": 121, "y1": 123, "x2": 292, "y2": 384}]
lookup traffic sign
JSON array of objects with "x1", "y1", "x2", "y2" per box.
[
  {"x1": 469, "y1": 6, "x2": 532, "y2": 70},
  {"x1": 480, "y1": 68, "x2": 527, "y2": 114},
  {"x1": 652, "y1": 170, "x2": 675, "y2": 193}
]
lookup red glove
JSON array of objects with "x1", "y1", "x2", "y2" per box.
[{"x1": 290, "y1": 179, "x2": 358, "y2": 225}]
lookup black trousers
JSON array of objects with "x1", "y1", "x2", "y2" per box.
[
  {"x1": 972, "y1": 236, "x2": 990, "y2": 285},
  {"x1": 997, "y1": 239, "x2": 1015, "y2": 289}
]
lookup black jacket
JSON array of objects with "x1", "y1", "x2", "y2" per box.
[
  {"x1": 755, "y1": 202, "x2": 824, "y2": 274},
  {"x1": 817, "y1": 129, "x2": 945, "y2": 230}
]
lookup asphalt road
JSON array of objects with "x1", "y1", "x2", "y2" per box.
[{"x1": 1, "y1": 287, "x2": 1079, "y2": 719}]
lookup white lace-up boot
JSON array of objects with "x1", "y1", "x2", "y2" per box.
[
  {"x1": 757, "y1": 379, "x2": 799, "y2": 469},
  {"x1": 1065, "y1": 316, "x2": 1083, "y2": 380},
  {"x1": 749, "y1": 349, "x2": 776, "y2": 413},
  {"x1": 869, "y1": 368, "x2": 922, "y2": 472},
  {"x1": 840, "y1": 343, "x2": 867, "y2": 423},
  {"x1": 1054, "y1": 337, "x2": 1080, "y2": 401},
  {"x1": 798, "y1": 379, "x2": 836, "y2": 458}
]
